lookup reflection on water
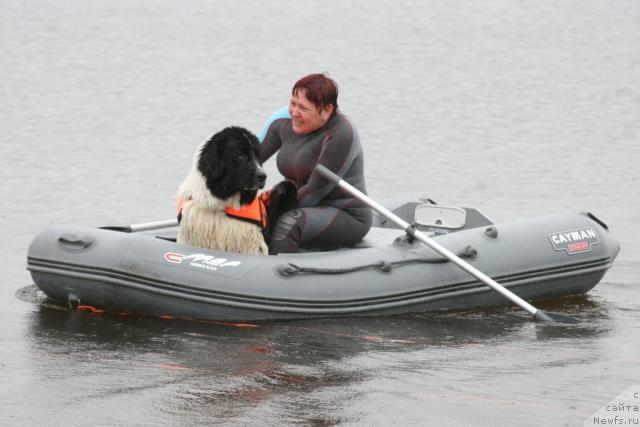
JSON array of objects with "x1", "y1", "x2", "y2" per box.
[{"x1": 17, "y1": 284, "x2": 615, "y2": 425}]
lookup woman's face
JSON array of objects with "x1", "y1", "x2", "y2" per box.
[{"x1": 289, "y1": 90, "x2": 334, "y2": 135}]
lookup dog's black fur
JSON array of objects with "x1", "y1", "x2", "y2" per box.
[
  {"x1": 196, "y1": 126, "x2": 297, "y2": 245},
  {"x1": 198, "y1": 126, "x2": 267, "y2": 205}
]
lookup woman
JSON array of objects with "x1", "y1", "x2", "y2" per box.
[{"x1": 259, "y1": 73, "x2": 372, "y2": 253}]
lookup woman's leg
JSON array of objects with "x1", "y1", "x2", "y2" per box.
[{"x1": 268, "y1": 206, "x2": 370, "y2": 254}]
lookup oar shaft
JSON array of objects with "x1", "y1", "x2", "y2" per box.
[
  {"x1": 412, "y1": 228, "x2": 539, "y2": 316},
  {"x1": 129, "y1": 219, "x2": 179, "y2": 233},
  {"x1": 316, "y1": 165, "x2": 540, "y2": 317},
  {"x1": 101, "y1": 219, "x2": 179, "y2": 233}
]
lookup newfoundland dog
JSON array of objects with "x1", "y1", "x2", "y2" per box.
[{"x1": 176, "y1": 126, "x2": 296, "y2": 255}]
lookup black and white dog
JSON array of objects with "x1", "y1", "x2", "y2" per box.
[{"x1": 176, "y1": 126, "x2": 296, "y2": 255}]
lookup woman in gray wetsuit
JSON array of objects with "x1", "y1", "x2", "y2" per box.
[{"x1": 260, "y1": 73, "x2": 372, "y2": 253}]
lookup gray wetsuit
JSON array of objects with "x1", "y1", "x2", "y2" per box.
[{"x1": 260, "y1": 112, "x2": 372, "y2": 253}]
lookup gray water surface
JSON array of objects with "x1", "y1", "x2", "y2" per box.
[{"x1": 2, "y1": 1, "x2": 639, "y2": 425}]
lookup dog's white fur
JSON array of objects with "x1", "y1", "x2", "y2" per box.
[{"x1": 176, "y1": 147, "x2": 268, "y2": 256}]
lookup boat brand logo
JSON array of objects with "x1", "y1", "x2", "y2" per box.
[
  {"x1": 548, "y1": 228, "x2": 599, "y2": 255},
  {"x1": 164, "y1": 252, "x2": 242, "y2": 270},
  {"x1": 164, "y1": 252, "x2": 185, "y2": 263}
]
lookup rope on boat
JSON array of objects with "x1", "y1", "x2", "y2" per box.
[{"x1": 277, "y1": 245, "x2": 477, "y2": 277}]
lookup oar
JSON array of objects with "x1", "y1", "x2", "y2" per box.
[
  {"x1": 100, "y1": 219, "x2": 178, "y2": 233},
  {"x1": 315, "y1": 165, "x2": 578, "y2": 323}
]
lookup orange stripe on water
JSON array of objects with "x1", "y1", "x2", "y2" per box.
[
  {"x1": 77, "y1": 305, "x2": 105, "y2": 314},
  {"x1": 157, "y1": 364, "x2": 192, "y2": 371}
]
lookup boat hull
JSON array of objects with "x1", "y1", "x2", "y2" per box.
[{"x1": 27, "y1": 212, "x2": 620, "y2": 321}]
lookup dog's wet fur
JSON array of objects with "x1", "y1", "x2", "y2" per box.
[
  {"x1": 176, "y1": 126, "x2": 296, "y2": 255},
  {"x1": 197, "y1": 126, "x2": 267, "y2": 206}
]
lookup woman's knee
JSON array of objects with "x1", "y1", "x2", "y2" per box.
[{"x1": 268, "y1": 209, "x2": 305, "y2": 254}]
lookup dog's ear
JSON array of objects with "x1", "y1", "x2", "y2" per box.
[
  {"x1": 198, "y1": 136, "x2": 222, "y2": 179},
  {"x1": 197, "y1": 133, "x2": 229, "y2": 197}
]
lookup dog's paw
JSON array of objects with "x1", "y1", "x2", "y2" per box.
[
  {"x1": 265, "y1": 180, "x2": 298, "y2": 211},
  {"x1": 262, "y1": 180, "x2": 298, "y2": 246}
]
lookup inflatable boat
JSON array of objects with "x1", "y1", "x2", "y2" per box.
[{"x1": 27, "y1": 198, "x2": 620, "y2": 321}]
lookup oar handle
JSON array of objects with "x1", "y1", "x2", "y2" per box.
[{"x1": 315, "y1": 164, "x2": 542, "y2": 318}]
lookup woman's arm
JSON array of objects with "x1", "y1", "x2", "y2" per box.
[
  {"x1": 258, "y1": 110, "x2": 288, "y2": 162},
  {"x1": 297, "y1": 117, "x2": 361, "y2": 208},
  {"x1": 257, "y1": 105, "x2": 289, "y2": 143}
]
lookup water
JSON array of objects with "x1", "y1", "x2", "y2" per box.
[{"x1": 2, "y1": 0, "x2": 639, "y2": 425}]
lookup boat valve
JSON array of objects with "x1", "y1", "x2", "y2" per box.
[{"x1": 485, "y1": 226, "x2": 498, "y2": 238}]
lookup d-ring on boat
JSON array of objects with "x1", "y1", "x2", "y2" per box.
[{"x1": 27, "y1": 173, "x2": 620, "y2": 322}]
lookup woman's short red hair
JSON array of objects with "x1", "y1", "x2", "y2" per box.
[{"x1": 292, "y1": 73, "x2": 339, "y2": 116}]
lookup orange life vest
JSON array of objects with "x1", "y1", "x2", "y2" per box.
[
  {"x1": 224, "y1": 194, "x2": 268, "y2": 229},
  {"x1": 176, "y1": 193, "x2": 269, "y2": 229}
]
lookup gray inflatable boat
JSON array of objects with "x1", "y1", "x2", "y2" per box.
[{"x1": 27, "y1": 202, "x2": 620, "y2": 321}]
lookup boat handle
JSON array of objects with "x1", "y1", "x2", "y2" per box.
[{"x1": 58, "y1": 234, "x2": 95, "y2": 251}]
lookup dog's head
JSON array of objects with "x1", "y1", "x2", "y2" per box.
[{"x1": 197, "y1": 126, "x2": 266, "y2": 205}]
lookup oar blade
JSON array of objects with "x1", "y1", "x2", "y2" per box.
[{"x1": 534, "y1": 310, "x2": 580, "y2": 323}]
